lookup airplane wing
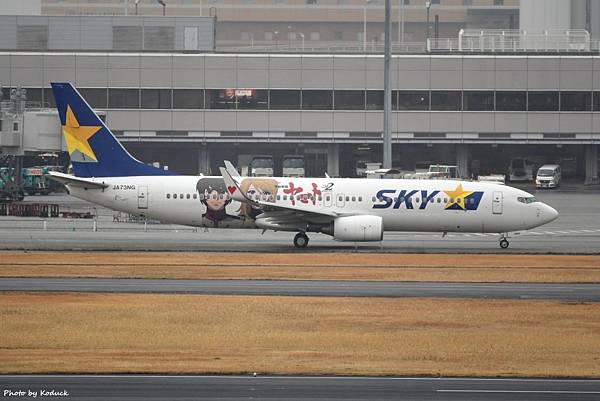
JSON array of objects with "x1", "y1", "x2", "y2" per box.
[
  {"x1": 46, "y1": 171, "x2": 109, "y2": 189},
  {"x1": 220, "y1": 162, "x2": 340, "y2": 220}
]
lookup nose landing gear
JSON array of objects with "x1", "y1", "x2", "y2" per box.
[
  {"x1": 293, "y1": 232, "x2": 309, "y2": 248},
  {"x1": 499, "y1": 234, "x2": 510, "y2": 249}
]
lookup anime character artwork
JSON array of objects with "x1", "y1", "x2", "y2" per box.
[
  {"x1": 196, "y1": 177, "x2": 244, "y2": 228},
  {"x1": 238, "y1": 178, "x2": 279, "y2": 220}
]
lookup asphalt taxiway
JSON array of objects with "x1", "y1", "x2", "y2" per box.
[
  {"x1": 0, "y1": 189, "x2": 599, "y2": 253},
  {"x1": 1, "y1": 375, "x2": 599, "y2": 401},
  {"x1": 1, "y1": 278, "x2": 599, "y2": 301}
]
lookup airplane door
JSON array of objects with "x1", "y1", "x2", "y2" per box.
[
  {"x1": 137, "y1": 185, "x2": 148, "y2": 209},
  {"x1": 492, "y1": 191, "x2": 503, "y2": 214},
  {"x1": 336, "y1": 193, "x2": 345, "y2": 208}
]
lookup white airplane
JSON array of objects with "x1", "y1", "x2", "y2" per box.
[{"x1": 48, "y1": 82, "x2": 559, "y2": 249}]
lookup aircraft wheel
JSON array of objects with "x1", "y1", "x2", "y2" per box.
[
  {"x1": 499, "y1": 238, "x2": 509, "y2": 249},
  {"x1": 293, "y1": 232, "x2": 309, "y2": 248}
]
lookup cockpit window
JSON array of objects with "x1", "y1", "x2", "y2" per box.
[{"x1": 517, "y1": 196, "x2": 538, "y2": 204}]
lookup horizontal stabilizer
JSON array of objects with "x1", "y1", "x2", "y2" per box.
[{"x1": 46, "y1": 171, "x2": 108, "y2": 189}]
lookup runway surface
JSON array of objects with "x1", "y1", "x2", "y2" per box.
[
  {"x1": 1, "y1": 190, "x2": 600, "y2": 253},
  {"x1": 2, "y1": 375, "x2": 600, "y2": 401},
  {"x1": 2, "y1": 278, "x2": 599, "y2": 301}
]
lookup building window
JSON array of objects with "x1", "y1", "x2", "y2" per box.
[
  {"x1": 270, "y1": 90, "x2": 301, "y2": 110},
  {"x1": 593, "y1": 92, "x2": 600, "y2": 111},
  {"x1": 431, "y1": 91, "x2": 461, "y2": 111},
  {"x1": 42, "y1": 88, "x2": 56, "y2": 108},
  {"x1": 560, "y1": 91, "x2": 591, "y2": 112},
  {"x1": 237, "y1": 89, "x2": 268, "y2": 109},
  {"x1": 334, "y1": 90, "x2": 365, "y2": 110},
  {"x1": 493, "y1": 0, "x2": 504, "y2": 5},
  {"x1": 141, "y1": 89, "x2": 172, "y2": 109},
  {"x1": 302, "y1": 90, "x2": 333, "y2": 110},
  {"x1": 398, "y1": 90, "x2": 429, "y2": 110},
  {"x1": 528, "y1": 91, "x2": 559, "y2": 111},
  {"x1": 79, "y1": 88, "x2": 108, "y2": 109},
  {"x1": 307, "y1": 0, "x2": 317, "y2": 4},
  {"x1": 463, "y1": 91, "x2": 494, "y2": 111},
  {"x1": 366, "y1": 91, "x2": 383, "y2": 110},
  {"x1": 495, "y1": 91, "x2": 526, "y2": 111},
  {"x1": 24, "y1": 88, "x2": 43, "y2": 106},
  {"x1": 265, "y1": 31, "x2": 274, "y2": 41},
  {"x1": 108, "y1": 89, "x2": 140, "y2": 109},
  {"x1": 12, "y1": 121, "x2": 19, "y2": 132},
  {"x1": 206, "y1": 89, "x2": 238, "y2": 109},
  {"x1": 310, "y1": 32, "x2": 320, "y2": 41},
  {"x1": 334, "y1": 31, "x2": 343, "y2": 40},
  {"x1": 431, "y1": 0, "x2": 440, "y2": 4},
  {"x1": 173, "y1": 89, "x2": 204, "y2": 109},
  {"x1": 463, "y1": 0, "x2": 472, "y2": 5}
]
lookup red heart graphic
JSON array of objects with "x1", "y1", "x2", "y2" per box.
[{"x1": 227, "y1": 186, "x2": 236, "y2": 194}]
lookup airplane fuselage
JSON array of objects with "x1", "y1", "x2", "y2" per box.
[{"x1": 67, "y1": 175, "x2": 557, "y2": 234}]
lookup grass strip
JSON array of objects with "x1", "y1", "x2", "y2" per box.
[
  {"x1": 1, "y1": 292, "x2": 599, "y2": 377},
  {"x1": 1, "y1": 252, "x2": 600, "y2": 282}
]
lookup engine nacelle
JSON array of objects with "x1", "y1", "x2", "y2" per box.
[{"x1": 333, "y1": 215, "x2": 383, "y2": 242}]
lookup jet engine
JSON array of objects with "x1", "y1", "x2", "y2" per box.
[{"x1": 332, "y1": 215, "x2": 383, "y2": 242}]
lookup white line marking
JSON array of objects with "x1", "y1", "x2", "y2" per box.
[{"x1": 438, "y1": 390, "x2": 600, "y2": 394}]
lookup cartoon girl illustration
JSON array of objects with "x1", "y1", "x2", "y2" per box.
[
  {"x1": 196, "y1": 178, "x2": 243, "y2": 228},
  {"x1": 239, "y1": 178, "x2": 279, "y2": 220}
]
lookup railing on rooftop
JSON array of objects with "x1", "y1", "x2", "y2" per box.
[{"x1": 428, "y1": 29, "x2": 593, "y2": 53}]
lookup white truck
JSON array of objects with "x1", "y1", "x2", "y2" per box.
[
  {"x1": 282, "y1": 155, "x2": 305, "y2": 177},
  {"x1": 508, "y1": 157, "x2": 534, "y2": 182},
  {"x1": 250, "y1": 155, "x2": 274, "y2": 177}
]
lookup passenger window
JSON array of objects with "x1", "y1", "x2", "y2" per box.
[
  {"x1": 166, "y1": 194, "x2": 170, "y2": 199},
  {"x1": 193, "y1": 194, "x2": 197, "y2": 199},
  {"x1": 345, "y1": 196, "x2": 349, "y2": 202},
  {"x1": 437, "y1": 198, "x2": 441, "y2": 203},
  {"x1": 351, "y1": 196, "x2": 356, "y2": 202},
  {"x1": 339, "y1": 196, "x2": 343, "y2": 201},
  {"x1": 173, "y1": 194, "x2": 177, "y2": 199},
  {"x1": 326, "y1": 196, "x2": 331, "y2": 201},
  {"x1": 444, "y1": 198, "x2": 448, "y2": 203},
  {"x1": 415, "y1": 198, "x2": 420, "y2": 203},
  {"x1": 180, "y1": 194, "x2": 184, "y2": 199},
  {"x1": 283, "y1": 195, "x2": 287, "y2": 200},
  {"x1": 358, "y1": 196, "x2": 362, "y2": 202},
  {"x1": 372, "y1": 197, "x2": 376, "y2": 202},
  {"x1": 186, "y1": 194, "x2": 190, "y2": 199}
]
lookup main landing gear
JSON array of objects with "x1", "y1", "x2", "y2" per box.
[
  {"x1": 499, "y1": 234, "x2": 510, "y2": 249},
  {"x1": 293, "y1": 232, "x2": 309, "y2": 248}
]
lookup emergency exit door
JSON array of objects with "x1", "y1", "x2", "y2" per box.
[
  {"x1": 138, "y1": 185, "x2": 148, "y2": 209},
  {"x1": 492, "y1": 191, "x2": 503, "y2": 214}
]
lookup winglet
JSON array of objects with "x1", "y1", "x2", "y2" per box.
[
  {"x1": 223, "y1": 160, "x2": 241, "y2": 178},
  {"x1": 219, "y1": 164, "x2": 248, "y2": 203}
]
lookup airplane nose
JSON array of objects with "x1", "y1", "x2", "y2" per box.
[{"x1": 542, "y1": 203, "x2": 559, "y2": 224}]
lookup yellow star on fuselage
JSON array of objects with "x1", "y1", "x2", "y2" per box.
[
  {"x1": 444, "y1": 184, "x2": 473, "y2": 210},
  {"x1": 63, "y1": 105, "x2": 101, "y2": 161}
]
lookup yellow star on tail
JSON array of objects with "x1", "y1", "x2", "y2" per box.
[
  {"x1": 444, "y1": 184, "x2": 473, "y2": 210},
  {"x1": 63, "y1": 105, "x2": 101, "y2": 161}
]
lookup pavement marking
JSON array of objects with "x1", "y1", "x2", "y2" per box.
[{"x1": 438, "y1": 390, "x2": 600, "y2": 394}]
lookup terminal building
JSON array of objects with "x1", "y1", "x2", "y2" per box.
[{"x1": 1, "y1": 10, "x2": 599, "y2": 183}]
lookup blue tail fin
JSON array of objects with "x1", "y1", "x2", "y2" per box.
[{"x1": 51, "y1": 82, "x2": 175, "y2": 177}]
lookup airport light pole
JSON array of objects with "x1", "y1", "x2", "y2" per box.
[
  {"x1": 425, "y1": 1, "x2": 432, "y2": 48},
  {"x1": 299, "y1": 32, "x2": 305, "y2": 51},
  {"x1": 383, "y1": 0, "x2": 392, "y2": 169},
  {"x1": 363, "y1": 0, "x2": 371, "y2": 52}
]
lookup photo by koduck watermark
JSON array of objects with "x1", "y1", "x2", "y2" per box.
[{"x1": 3, "y1": 389, "x2": 70, "y2": 398}]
